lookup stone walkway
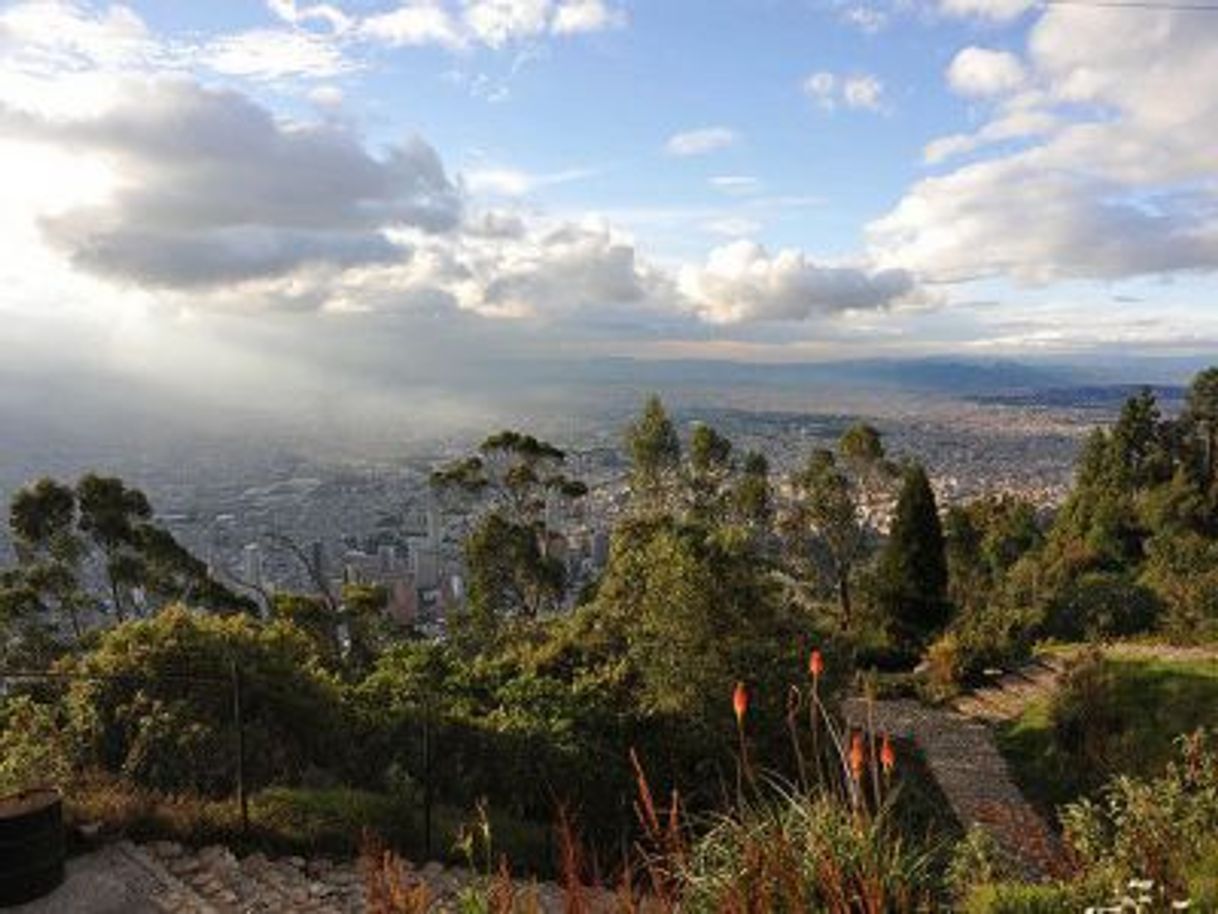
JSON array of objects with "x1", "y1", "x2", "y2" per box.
[
  {"x1": 844, "y1": 698, "x2": 1067, "y2": 881},
  {"x1": 14, "y1": 841, "x2": 620, "y2": 913}
]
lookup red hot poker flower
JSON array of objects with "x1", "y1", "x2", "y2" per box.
[
  {"x1": 809, "y1": 649, "x2": 825, "y2": 681},
  {"x1": 849, "y1": 731, "x2": 866, "y2": 781},
  {"x1": 733, "y1": 681, "x2": 749, "y2": 725},
  {"x1": 880, "y1": 733, "x2": 896, "y2": 775}
]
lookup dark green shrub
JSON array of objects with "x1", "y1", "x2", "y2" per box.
[{"x1": 66, "y1": 605, "x2": 347, "y2": 795}]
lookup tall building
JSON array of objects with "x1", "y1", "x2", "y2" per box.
[{"x1": 241, "y1": 542, "x2": 264, "y2": 590}]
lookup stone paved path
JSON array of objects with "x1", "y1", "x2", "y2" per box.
[
  {"x1": 844, "y1": 698, "x2": 1067, "y2": 882},
  {"x1": 15, "y1": 840, "x2": 621, "y2": 913}
]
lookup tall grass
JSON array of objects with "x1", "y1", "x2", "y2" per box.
[{"x1": 362, "y1": 652, "x2": 946, "y2": 912}]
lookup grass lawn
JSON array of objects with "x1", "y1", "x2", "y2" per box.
[{"x1": 997, "y1": 654, "x2": 1218, "y2": 818}]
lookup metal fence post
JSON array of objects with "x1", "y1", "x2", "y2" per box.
[
  {"x1": 422, "y1": 705, "x2": 432, "y2": 859},
  {"x1": 230, "y1": 658, "x2": 249, "y2": 836}
]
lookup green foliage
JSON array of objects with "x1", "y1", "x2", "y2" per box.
[
  {"x1": 875, "y1": 464, "x2": 949, "y2": 657},
  {"x1": 1043, "y1": 571, "x2": 1161, "y2": 641},
  {"x1": 788, "y1": 449, "x2": 866, "y2": 632},
  {"x1": 1060, "y1": 729, "x2": 1218, "y2": 904},
  {"x1": 625, "y1": 394, "x2": 681, "y2": 510},
  {"x1": 961, "y1": 882, "x2": 1084, "y2": 913},
  {"x1": 66, "y1": 605, "x2": 346, "y2": 794},
  {"x1": 0, "y1": 695, "x2": 74, "y2": 794},
  {"x1": 592, "y1": 516, "x2": 797, "y2": 722},
  {"x1": 4, "y1": 474, "x2": 253, "y2": 636},
  {"x1": 839, "y1": 421, "x2": 885, "y2": 466},
  {"x1": 675, "y1": 788, "x2": 942, "y2": 912},
  {"x1": 1140, "y1": 530, "x2": 1218, "y2": 641},
  {"x1": 433, "y1": 429, "x2": 586, "y2": 646},
  {"x1": 1000, "y1": 654, "x2": 1218, "y2": 814}
]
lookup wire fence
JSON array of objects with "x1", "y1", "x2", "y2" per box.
[{"x1": 0, "y1": 665, "x2": 440, "y2": 856}]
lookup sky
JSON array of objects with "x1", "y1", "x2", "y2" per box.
[{"x1": 0, "y1": 0, "x2": 1217, "y2": 421}]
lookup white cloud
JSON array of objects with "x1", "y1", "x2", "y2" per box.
[
  {"x1": 679, "y1": 240, "x2": 914, "y2": 324},
  {"x1": 938, "y1": 0, "x2": 1036, "y2": 21},
  {"x1": 354, "y1": 0, "x2": 626, "y2": 50},
  {"x1": 265, "y1": 0, "x2": 352, "y2": 33},
  {"x1": 665, "y1": 126, "x2": 738, "y2": 157},
  {"x1": 308, "y1": 84, "x2": 345, "y2": 110},
  {"x1": 462, "y1": 0, "x2": 550, "y2": 48},
  {"x1": 202, "y1": 28, "x2": 353, "y2": 80},
  {"x1": 923, "y1": 108, "x2": 1056, "y2": 164},
  {"x1": 803, "y1": 71, "x2": 837, "y2": 109},
  {"x1": 4, "y1": 80, "x2": 461, "y2": 289},
  {"x1": 803, "y1": 71, "x2": 885, "y2": 112},
  {"x1": 0, "y1": 0, "x2": 154, "y2": 70},
  {"x1": 709, "y1": 175, "x2": 762, "y2": 196},
  {"x1": 947, "y1": 47, "x2": 1025, "y2": 97},
  {"x1": 842, "y1": 6, "x2": 888, "y2": 33},
  {"x1": 878, "y1": 3, "x2": 1218, "y2": 284},
  {"x1": 842, "y1": 74, "x2": 884, "y2": 111},
  {"x1": 359, "y1": 2, "x2": 467, "y2": 49},
  {"x1": 552, "y1": 0, "x2": 626, "y2": 34},
  {"x1": 702, "y1": 217, "x2": 763, "y2": 238},
  {"x1": 463, "y1": 164, "x2": 597, "y2": 197}
]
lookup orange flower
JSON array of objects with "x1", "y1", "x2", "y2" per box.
[
  {"x1": 849, "y1": 731, "x2": 866, "y2": 781},
  {"x1": 808, "y1": 648, "x2": 825, "y2": 681},
  {"x1": 880, "y1": 733, "x2": 896, "y2": 775},
  {"x1": 733, "y1": 681, "x2": 748, "y2": 725}
]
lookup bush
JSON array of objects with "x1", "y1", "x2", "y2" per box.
[
  {"x1": 1060, "y1": 729, "x2": 1218, "y2": 903},
  {"x1": 651, "y1": 788, "x2": 943, "y2": 912},
  {"x1": 66, "y1": 605, "x2": 348, "y2": 794},
  {"x1": 1049, "y1": 646, "x2": 1122, "y2": 790},
  {"x1": 1044, "y1": 571, "x2": 1160, "y2": 641},
  {"x1": 0, "y1": 695, "x2": 74, "y2": 794},
  {"x1": 961, "y1": 882, "x2": 1083, "y2": 913}
]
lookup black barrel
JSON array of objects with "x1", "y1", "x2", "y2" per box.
[{"x1": 0, "y1": 789, "x2": 65, "y2": 907}]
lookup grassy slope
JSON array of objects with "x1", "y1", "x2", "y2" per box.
[{"x1": 997, "y1": 655, "x2": 1218, "y2": 817}]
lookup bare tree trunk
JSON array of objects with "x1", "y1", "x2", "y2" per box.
[{"x1": 837, "y1": 570, "x2": 852, "y2": 632}]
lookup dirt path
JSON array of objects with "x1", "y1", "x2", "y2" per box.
[{"x1": 952, "y1": 642, "x2": 1218, "y2": 723}]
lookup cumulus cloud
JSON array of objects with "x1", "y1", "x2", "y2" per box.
[
  {"x1": 358, "y1": 0, "x2": 624, "y2": 50},
  {"x1": 665, "y1": 127, "x2": 738, "y2": 157},
  {"x1": 803, "y1": 71, "x2": 886, "y2": 112},
  {"x1": 679, "y1": 240, "x2": 915, "y2": 324},
  {"x1": 3, "y1": 80, "x2": 461, "y2": 289},
  {"x1": 947, "y1": 47, "x2": 1025, "y2": 97},
  {"x1": 265, "y1": 0, "x2": 353, "y2": 33},
  {"x1": 876, "y1": 3, "x2": 1218, "y2": 285},
  {"x1": 552, "y1": 0, "x2": 626, "y2": 34},
  {"x1": 923, "y1": 108, "x2": 1056, "y2": 164}
]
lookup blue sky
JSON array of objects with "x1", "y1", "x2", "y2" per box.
[{"x1": 0, "y1": 0, "x2": 1216, "y2": 398}]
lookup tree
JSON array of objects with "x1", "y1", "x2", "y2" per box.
[
  {"x1": 731, "y1": 451, "x2": 773, "y2": 530},
  {"x1": 625, "y1": 395, "x2": 681, "y2": 511},
  {"x1": 1187, "y1": 368, "x2": 1218, "y2": 486},
  {"x1": 789, "y1": 450, "x2": 866, "y2": 631},
  {"x1": 7, "y1": 478, "x2": 87, "y2": 640},
  {"x1": 433, "y1": 430, "x2": 586, "y2": 637},
  {"x1": 876, "y1": 464, "x2": 949, "y2": 654},
  {"x1": 687, "y1": 423, "x2": 734, "y2": 520},
  {"x1": 839, "y1": 422, "x2": 884, "y2": 467},
  {"x1": 76, "y1": 474, "x2": 152, "y2": 621}
]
